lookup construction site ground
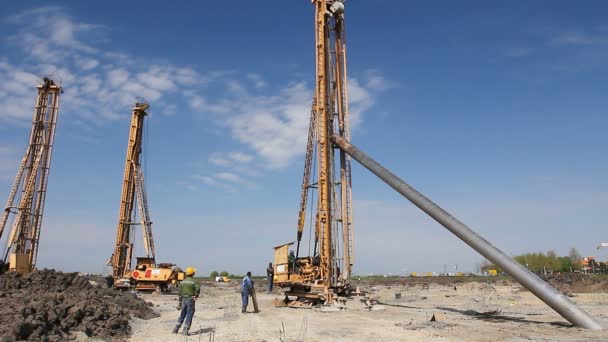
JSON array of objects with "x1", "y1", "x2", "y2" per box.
[{"x1": 128, "y1": 276, "x2": 608, "y2": 342}]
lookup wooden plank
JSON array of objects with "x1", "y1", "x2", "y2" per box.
[{"x1": 250, "y1": 286, "x2": 259, "y2": 313}]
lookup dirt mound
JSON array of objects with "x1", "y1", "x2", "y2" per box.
[
  {"x1": 542, "y1": 273, "x2": 608, "y2": 293},
  {"x1": 543, "y1": 272, "x2": 585, "y2": 284},
  {"x1": 0, "y1": 269, "x2": 158, "y2": 341}
]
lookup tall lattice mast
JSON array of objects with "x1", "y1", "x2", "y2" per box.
[
  {"x1": 0, "y1": 77, "x2": 62, "y2": 274},
  {"x1": 313, "y1": 0, "x2": 352, "y2": 291},
  {"x1": 284, "y1": 0, "x2": 352, "y2": 303},
  {"x1": 109, "y1": 102, "x2": 155, "y2": 280}
]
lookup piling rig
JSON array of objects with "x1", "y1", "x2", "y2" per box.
[
  {"x1": 273, "y1": 0, "x2": 354, "y2": 306},
  {"x1": 108, "y1": 103, "x2": 183, "y2": 292},
  {"x1": 0, "y1": 78, "x2": 62, "y2": 275},
  {"x1": 269, "y1": 0, "x2": 605, "y2": 330}
]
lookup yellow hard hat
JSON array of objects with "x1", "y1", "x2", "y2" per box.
[{"x1": 185, "y1": 267, "x2": 196, "y2": 276}]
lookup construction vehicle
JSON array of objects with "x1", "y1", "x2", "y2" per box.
[
  {"x1": 107, "y1": 102, "x2": 184, "y2": 292},
  {"x1": 214, "y1": 276, "x2": 231, "y2": 282},
  {"x1": 273, "y1": 0, "x2": 354, "y2": 307},
  {"x1": 0, "y1": 78, "x2": 62, "y2": 275},
  {"x1": 270, "y1": 0, "x2": 603, "y2": 329}
]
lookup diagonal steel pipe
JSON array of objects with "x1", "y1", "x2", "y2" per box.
[{"x1": 331, "y1": 134, "x2": 603, "y2": 330}]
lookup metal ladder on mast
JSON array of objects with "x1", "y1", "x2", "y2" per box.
[{"x1": 133, "y1": 166, "x2": 155, "y2": 259}]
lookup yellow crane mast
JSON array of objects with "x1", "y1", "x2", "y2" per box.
[
  {"x1": 0, "y1": 78, "x2": 62, "y2": 275},
  {"x1": 273, "y1": 0, "x2": 353, "y2": 306},
  {"x1": 108, "y1": 102, "x2": 182, "y2": 291}
]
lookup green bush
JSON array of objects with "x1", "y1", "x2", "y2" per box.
[{"x1": 513, "y1": 248, "x2": 583, "y2": 272}]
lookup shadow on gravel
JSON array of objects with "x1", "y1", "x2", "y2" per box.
[
  {"x1": 435, "y1": 307, "x2": 572, "y2": 327},
  {"x1": 376, "y1": 301, "x2": 422, "y2": 310},
  {"x1": 189, "y1": 327, "x2": 216, "y2": 335}
]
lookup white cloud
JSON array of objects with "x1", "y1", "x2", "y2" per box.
[
  {"x1": 209, "y1": 151, "x2": 254, "y2": 167},
  {"x1": 162, "y1": 104, "x2": 177, "y2": 116},
  {"x1": 190, "y1": 160, "x2": 258, "y2": 192},
  {"x1": 193, "y1": 174, "x2": 217, "y2": 185},
  {"x1": 208, "y1": 154, "x2": 232, "y2": 167},
  {"x1": 506, "y1": 28, "x2": 608, "y2": 70},
  {"x1": 0, "y1": 8, "x2": 218, "y2": 128},
  {"x1": 347, "y1": 78, "x2": 374, "y2": 127},
  {"x1": 1, "y1": 7, "x2": 388, "y2": 170},
  {"x1": 551, "y1": 32, "x2": 596, "y2": 46},
  {"x1": 228, "y1": 152, "x2": 253, "y2": 163},
  {"x1": 107, "y1": 69, "x2": 129, "y2": 86},
  {"x1": 197, "y1": 151, "x2": 258, "y2": 192},
  {"x1": 0, "y1": 62, "x2": 38, "y2": 93},
  {"x1": 7, "y1": 7, "x2": 97, "y2": 56},
  {"x1": 0, "y1": 63, "x2": 39, "y2": 121},
  {"x1": 216, "y1": 82, "x2": 311, "y2": 168},
  {"x1": 191, "y1": 173, "x2": 240, "y2": 192},
  {"x1": 49, "y1": 17, "x2": 97, "y2": 52},
  {"x1": 121, "y1": 82, "x2": 162, "y2": 102},
  {"x1": 79, "y1": 74, "x2": 101, "y2": 93},
  {"x1": 247, "y1": 73, "x2": 265, "y2": 88},
  {"x1": 198, "y1": 70, "x2": 387, "y2": 168},
  {"x1": 189, "y1": 95, "x2": 206, "y2": 111},
  {"x1": 136, "y1": 66, "x2": 177, "y2": 91},
  {"x1": 363, "y1": 69, "x2": 396, "y2": 92},
  {"x1": 174, "y1": 68, "x2": 199, "y2": 85},
  {"x1": 214, "y1": 172, "x2": 243, "y2": 183}
]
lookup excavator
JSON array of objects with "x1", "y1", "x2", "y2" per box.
[
  {"x1": 107, "y1": 102, "x2": 184, "y2": 292},
  {"x1": 272, "y1": 0, "x2": 355, "y2": 307},
  {"x1": 0, "y1": 78, "x2": 62, "y2": 275}
]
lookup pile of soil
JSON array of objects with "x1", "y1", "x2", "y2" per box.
[
  {"x1": 542, "y1": 273, "x2": 608, "y2": 293},
  {"x1": 0, "y1": 270, "x2": 158, "y2": 341}
]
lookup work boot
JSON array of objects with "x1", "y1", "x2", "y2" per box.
[{"x1": 172, "y1": 325, "x2": 180, "y2": 334}]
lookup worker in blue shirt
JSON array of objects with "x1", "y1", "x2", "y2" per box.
[{"x1": 241, "y1": 271, "x2": 253, "y2": 313}]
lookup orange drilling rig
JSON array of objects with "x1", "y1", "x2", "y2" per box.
[
  {"x1": 0, "y1": 78, "x2": 62, "y2": 275},
  {"x1": 107, "y1": 102, "x2": 183, "y2": 292},
  {"x1": 273, "y1": 0, "x2": 354, "y2": 306},
  {"x1": 270, "y1": 0, "x2": 603, "y2": 329}
]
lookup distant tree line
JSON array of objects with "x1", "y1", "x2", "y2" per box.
[{"x1": 481, "y1": 248, "x2": 583, "y2": 274}]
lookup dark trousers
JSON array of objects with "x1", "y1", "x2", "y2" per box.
[
  {"x1": 176, "y1": 297, "x2": 195, "y2": 330},
  {"x1": 267, "y1": 275, "x2": 273, "y2": 292},
  {"x1": 241, "y1": 291, "x2": 249, "y2": 312}
]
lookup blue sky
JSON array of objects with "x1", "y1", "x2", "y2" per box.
[{"x1": 0, "y1": 1, "x2": 607, "y2": 276}]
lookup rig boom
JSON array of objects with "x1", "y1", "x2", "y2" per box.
[
  {"x1": 0, "y1": 78, "x2": 62, "y2": 274},
  {"x1": 274, "y1": 0, "x2": 353, "y2": 305},
  {"x1": 110, "y1": 102, "x2": 155, "y2": 281}
]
